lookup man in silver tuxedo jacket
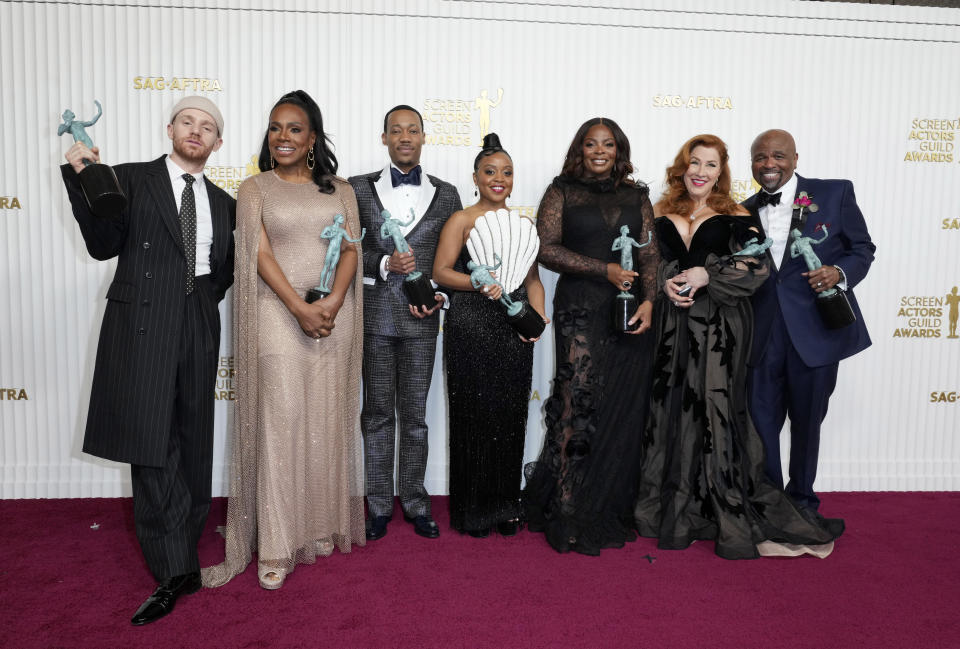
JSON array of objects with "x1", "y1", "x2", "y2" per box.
[{"x1": 349, "y1": 105, "x2": 462, "y2": 541}]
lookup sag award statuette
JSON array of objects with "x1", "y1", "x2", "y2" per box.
[
  {"x1": 610, "y1": 225, "x2": 652, "y2": 332},
  {"x1": 380, "y1": 208, "x2": 437, "y2": 308},
  {"x1": 790, "y1": 225, "x2": 856, "y2": 329},
  {"x1": 305, "y1": 214, "x2": 365, "y2": 304},
  {"x1": 466, "y1": 209, "x2": 545, "y2": 339},
  {"x1": 57, "y1": 100, "x2": 127, "y2": 217}
]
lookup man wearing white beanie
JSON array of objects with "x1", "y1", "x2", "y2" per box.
[{"x1": 61, "y1": 96, "x2": 235, "y2": 625}]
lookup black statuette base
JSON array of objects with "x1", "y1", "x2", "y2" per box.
[
  {"x1": 817, "y1": 291, "x2": 856, "y2": 329},
  {"x1": 79, "y1": 163, "x2": 127, "y2": 218},
  {"x1": 613, "y1": 294, "x2": 639, "y2": 332},
  {"x1": 305, "y1": 288, "x2": 330, "y2": 304},
  {"x1": 508, "y1": 303, "x2": 546, "y2": 340},
  {"x1": 403, "y1": 274, "x2": 436, "y2": 309}
]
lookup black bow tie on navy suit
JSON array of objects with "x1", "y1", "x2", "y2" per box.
[
  {"x1": 390, "y1": 165, "x2": 422, "y2": 187},
  {"x1": 757, "y1": 191, "x2": 782, "y2": 207}
]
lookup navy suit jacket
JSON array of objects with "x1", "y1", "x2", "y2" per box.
[
  {"x1": 62, "y1": 155, "x2": 236, "y2": 466},
  {"x1": 743, "y1": 174, "x2": 875, "y2": 368}
]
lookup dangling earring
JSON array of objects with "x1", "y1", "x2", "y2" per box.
[
  {"x1": 307, "y1": 148, "x2": 315, "y2": 170},
  {"x1": 474, "y1": 187, "x2": 478, "y2": 197},
  {"x1": 271, "y1": 156, "x2": 276, "y2": 169}
]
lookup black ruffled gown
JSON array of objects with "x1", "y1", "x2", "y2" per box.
[{"x1": 634, "y1": 215, "x2": 844, "y2": 559}]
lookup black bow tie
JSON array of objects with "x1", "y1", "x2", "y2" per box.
[
  {"x1": 390, "y1": 165, "x2": 422, "y2": 187},
  {"x1": 757, "y1": 192, "x2": 782, "y2": 208}
]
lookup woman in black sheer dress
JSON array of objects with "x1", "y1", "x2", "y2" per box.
[
  {"x1": 433, "y1": 134, "x2": 547, "y2": 538},
  {"x1": 522, "y1": 118, "x2": 660, "y2": 555},
  {"x1": 633, "y1": 134, "x2": 843, "y2": 559}
]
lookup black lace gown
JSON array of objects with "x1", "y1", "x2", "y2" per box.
[
  {"x1": 634, "y1": 215, "x2": 844, "y2": 559},
  {"x1": 522, "y1": 176, "x2": 660, "y2": 555},
  {"x1": 445, "y1": 249, "x2": 534, "y2": 534}
]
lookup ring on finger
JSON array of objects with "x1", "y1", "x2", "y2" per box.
[{"x1": 622, "y1": 280, "x2": 631, "y2": 289}]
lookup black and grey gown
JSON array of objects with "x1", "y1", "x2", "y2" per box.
[
  {"x1": 444, "y1": 248, "x2": 534, "y2": 534},
  {"x1": 522, "y1": 176, "x2": 661, "y2": 555},
  {"x1": 634, "y1": 215, "x2": 844, "y2": 559}
]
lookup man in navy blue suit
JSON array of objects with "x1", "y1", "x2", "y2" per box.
[{"x1": 742, "y1": 129, "x2": 875, "y2": 518}]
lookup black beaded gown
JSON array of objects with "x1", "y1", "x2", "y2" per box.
[
  {"x1": 522, "y1": 176, "x2": 660, "y2": 555},
  {"x1": 634, "y1": 215, "x2": 844, "y2": 559},
  {"x1": 445, "y1": 249, "x2": 534, "y2": 534}
]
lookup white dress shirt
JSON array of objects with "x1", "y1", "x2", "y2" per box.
[
  {"x1": 757, "y1": 173, "x2": 797, "y2": 271},
  {"x1": 166, "y1": 156, "x2": 213, "y2": 276},
  {"x1": 758, "y1": 173, "x2": 846, "y2": 289},
  {"x1": 373, "y1": 163, "x2": 437, "y2": 280}
]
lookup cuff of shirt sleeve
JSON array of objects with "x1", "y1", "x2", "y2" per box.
[
  {"x1": 379, "y1": 255, "x2": 389, "y2": 281},
  {"x1": 833, "y1": 265, "x2": 847, "y2": 291}
]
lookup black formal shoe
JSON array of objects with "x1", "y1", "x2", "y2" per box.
[
  {"x1": 797, "y1": 506, "x2": 845, "y2": 537},
  {"x1": 365, "y1": 515, "x2": 390, "y2": 541},
  {"x1": 496, "y1": 520, "x2": 520, "y2": 537},
  {"x1": 403, "y1": 514, "x2": 440, "y2": 539},
  {"x1": 130, "y1": 571, "x2": 201, "y2": 626},
  {"x1": 467, "y1": 528, "x2": 490, "y2": 538}
]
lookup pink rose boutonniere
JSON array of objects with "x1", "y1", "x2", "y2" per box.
[{"x1": 792, "y1": 191, "x2": 819, "y2": 221}]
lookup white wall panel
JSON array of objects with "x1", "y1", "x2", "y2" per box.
[{"x1": 1, "y1": 0, "x2": 958, "y2": 497}]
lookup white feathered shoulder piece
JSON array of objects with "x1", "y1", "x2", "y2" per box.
[{"x1": 466, "y1": 208, "x2": 540, "y2": 294}]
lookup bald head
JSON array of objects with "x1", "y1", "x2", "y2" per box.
[{"x1": 751, "y1": 129, "x2": 798, "y2": 193}]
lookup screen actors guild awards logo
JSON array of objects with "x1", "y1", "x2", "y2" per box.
[
  {"x1": 947, "y1": 286, "x2": 959, "y2": 339},
  {"x1": 205, "y1": 156, "x2": 261, "y2": 198},
  {"x1": 423, "y1": 88, "x2": 504, "y2": 147},
  {"x1": 904, "y1": 118, "x2": 956, "y2": 163},
  {"x1": 893, "y1": 285, "x2": 959, "y2": 339}
]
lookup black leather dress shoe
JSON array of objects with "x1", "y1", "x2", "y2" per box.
[
  {"x1": 130, "y1": 571, "x2": 201, "y2": 626},
  {"x1": 467, "y1": 528, "x2": 490, "y2": 538},
  {"x1": 404, "y1": 514, "x2": 440, "y2": 539},
  {"x1": 365, "y1": 515, "x2": 390, "y2": 541}
]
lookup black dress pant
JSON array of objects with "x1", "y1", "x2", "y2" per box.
[{"x1": 131, "y1": 277, "x2": 218, "y2": 581}]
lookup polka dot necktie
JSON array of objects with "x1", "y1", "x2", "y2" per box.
[{"x1": 179, "y1": 173, "x2": 196, "y2": 294}]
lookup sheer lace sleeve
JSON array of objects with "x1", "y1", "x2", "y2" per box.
[
  {"x1": 704, "y1": 220, "x2": 769, "y2": 306},
  {"x1": 536, "y1": 183, "x2": 607, "y2": 278},
  {"x1": 635, "y1": 193, "x2": 661, "y2": 302}
]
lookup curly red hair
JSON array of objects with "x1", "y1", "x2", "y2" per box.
[{"x1": 656, "y1": 134, "x2": 741, "y2": 217}]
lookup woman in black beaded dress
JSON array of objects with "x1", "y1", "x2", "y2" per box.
[
  {"x1": 633, "y1": 134, "x2": 843, "y2": 559},
  {"x1": 433, "y1": 134, "x2": 547, "y2": 538},
  {"x1": 522, "y1": 118, "x2": 661, "y2": 555}
]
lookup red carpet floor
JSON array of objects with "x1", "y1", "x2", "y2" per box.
[{"x1": 2, "y1": 493, "x2": 958, "y2": 649}]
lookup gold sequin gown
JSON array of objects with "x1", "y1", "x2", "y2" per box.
[{"x1": 202, "y1": 170, "x2": 365, "y2": 587}]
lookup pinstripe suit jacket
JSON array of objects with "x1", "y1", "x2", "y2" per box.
[
  {"x1": 61, "y1": 155, "x2": 236, "y2": 467},
  {"x1": 349, "y1": 169, "x2": 461, "y2": 338}
]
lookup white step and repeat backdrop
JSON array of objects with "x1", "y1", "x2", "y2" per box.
[{"x1": 1, "y1": 0, "x2": 958, "y2": 498}]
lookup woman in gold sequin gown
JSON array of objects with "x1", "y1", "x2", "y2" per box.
[{"x1": 202, "y1": 91, "x2": 365, "y2": 589}]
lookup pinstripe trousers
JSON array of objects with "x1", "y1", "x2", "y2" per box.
[
  {"x1": 362, "y1": 333, "x2": 438, "y2": 518},
  {"x1": 130, "y1": 276, "x2": 218, "y2": 581}
]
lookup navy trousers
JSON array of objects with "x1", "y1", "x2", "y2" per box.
[{"x1": 748, "y1": 304, "x2": 838, "y2": 510}]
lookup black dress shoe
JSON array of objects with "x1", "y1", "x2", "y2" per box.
[
  {"x1": 365, "y1": 515, "x2": 390, "y2": 541},
  {"x1": 467, "y1": 528, "x2": 490, "y2": 538},
  {"x1": 130, "y1": 571, "x2": 201, "y2": 626},
  {"x1": 403, "y1": 514, "x2": 440, "y2": 539},
  {"x1": 797, "y1": 506, "x2": 845, "y2": 537},
  {"x1": 496, "y1": 520, "x2": 520, "y2": 537}
]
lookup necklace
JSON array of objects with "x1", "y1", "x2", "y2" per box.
[{"x1": 689, "y1": 204, "x2": 708, "y2": 220}]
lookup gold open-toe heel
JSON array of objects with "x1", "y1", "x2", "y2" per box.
[
  {"x1": 258, "y1": 562, "x2": 286, "y2": 590},
  {"x1": 316, "y1": 538, "x2": 334, "y2": 557}
]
